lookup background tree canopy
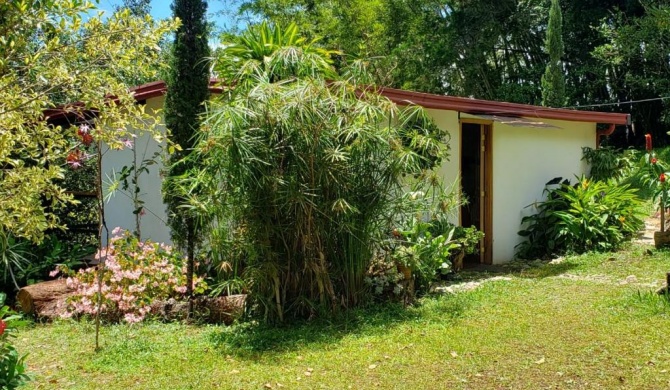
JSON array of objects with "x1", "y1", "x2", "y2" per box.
[{"x1": 233, "y1": 0, "x2": 668, "y2": 147}]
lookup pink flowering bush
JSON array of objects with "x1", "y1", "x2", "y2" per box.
[{"x1": 55, "y1": 228, "x2": 206, "y2": 323}]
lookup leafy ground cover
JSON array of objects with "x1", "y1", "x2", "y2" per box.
[{"x1": 14, "y1": 243, "x2": 670, "y2": 389}]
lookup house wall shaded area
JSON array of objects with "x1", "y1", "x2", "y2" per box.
[{"x1": 102, "y1": 96, "x2": 171, "y2": 246}]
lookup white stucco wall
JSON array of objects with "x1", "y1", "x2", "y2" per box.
[
  {"x1": 427, "y1": 110, "x2": 596, "y2": 263},
  {"x1": 488, "y1": 118, "x2": 596, "y2": 263},
  {"x1": 101, "y1": 96, "x2": 171, "y2": 245},
  {"x1": 100, "y1": 97, "x2": 596, "y2": 263}
]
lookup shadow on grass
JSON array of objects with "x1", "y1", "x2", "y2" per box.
[
  {"x1": 446, "y1": 258, "x2": 579, "y2": 283},
  {"x1": 209, "y1": 294, "x2": 470, "y2": 357},
  {"x1": 507, "y1": 259, "x2": 580, "y2": 279}
]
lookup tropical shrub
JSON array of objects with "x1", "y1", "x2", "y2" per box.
[
  {"x1": 192, "y1": 23, "x2": 452, "y2": 322},
  {"x1": 516, "y1": 176, "x2": 645, "y2": 259},
  {"x1": 364, "y1": 258, "x2": 404, "y2": 299},
  {"x1": 358, "y1": 175, "x2": 470, "y2": 300},
  {"x1": 0, "y1": 233, "x2": 93, "y2": 297},
  {"x1": 582, "y1": 146, "x2": 638, "y2": 183},
  {"x1": 620, "y1": 145, "x2": 670, "y2": 202},
  {"x1": 393, "y1": 222, "x2": 457, "y2": 293},
  {"x1": 451, "y1": 226, "x2": 485, "y2": 256},
  {"x1": 0, "y1": 234, "x2": 31, "y2": 293},
  {"x1": 386, "y1": 175, "x2": 464, "y2": 293},
  {"x1": 19, "y1": 235, "x2": 92, "y2": 292},
  {"x1": 0, "y1": 294, "x2": 29, "y2": 390},
  {"x1": 56, "y1": 228, "x2": 206, "y2": 323}
]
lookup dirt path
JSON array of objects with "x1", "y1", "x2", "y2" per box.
[{"x1": 634, "y1": 212, "x2": 661, "y2": 245}]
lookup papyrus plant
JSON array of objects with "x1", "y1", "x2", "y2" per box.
[{"x1": 189, "y1": 22, "x2": 450, "y2": 322}]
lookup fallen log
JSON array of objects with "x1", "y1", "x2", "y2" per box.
[
  {"x1": 16, "y1": 278, "x2": 246, "y2": 324},
  {"x1": 16, "y1": 279, "x2": 75, "y2": 319}
]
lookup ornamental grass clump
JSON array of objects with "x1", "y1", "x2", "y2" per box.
[
  {"x1": 56, "y1": 228, "x2": 206, "y2": 323},
  {"x1": 191, "y1": 23, "x2": 450, "y2": 323}
]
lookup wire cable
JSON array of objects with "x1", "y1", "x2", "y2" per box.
[{"x1": 563, "y1": 96, "x2": 670, "y2": 109}]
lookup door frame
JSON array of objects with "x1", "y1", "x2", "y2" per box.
[{"x1": 459, "y1": 120, "x2": 493, "y2": 265}]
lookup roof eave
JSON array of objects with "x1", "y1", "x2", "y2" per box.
[
  {"x1": 379, "y1": 87, "x2": 631, "y2": 126},
  {"x1": 48, "y1": 80, "x2": 632, "y2": 126}
]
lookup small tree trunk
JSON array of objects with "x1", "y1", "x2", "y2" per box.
[
  {"x1": 661, "y1": 196, "x2": 665, "y2": 233},
  {"x1": 186, "y1": 219, "x2": 195, "y2": 318}
]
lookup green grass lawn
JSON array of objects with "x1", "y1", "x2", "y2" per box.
[{"x1": 14, "y1": 244, "x2": 670, "y2": 389}]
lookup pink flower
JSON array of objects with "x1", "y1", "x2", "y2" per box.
[
  {"x1": 49, "y1": 267, "x2": 60, "y2": 278},
  {"x1": 78, "y1": 124, "x2": 90, "y2": 134},
  {"x1": 121, "y1": 138, "x2": 134, "y2": 149},
  {"x1": 66, "y1": 150, "x2": 84, "y2": 169},
  {"x1": 124, "y1": 313, "x2": 143, "y2": 324}
]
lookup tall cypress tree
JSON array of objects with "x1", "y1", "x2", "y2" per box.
[
  {"x1": 163, "y1": 0, "x2": 210, "y2": 314},
  {"x1": 541, "y1": 0, "x2": 565, "y2": 107}
]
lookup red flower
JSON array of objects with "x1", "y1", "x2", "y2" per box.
[
  {"x1": 0, "y1": 319, "x2": 6, "y2": 336},
  {"x1": 661, "y1": 173, "x2": 666, "y2": 183},
  {"x1": 645, "y1": 134, "x2": 652, "y2": 151},
  {"x1": 77, "y1": 126, "x2": 94, "y2": 146},
  {"x1": 652, "y1": 157, "x2": 658, "y2": 164},
  {"x1": 81, "y1": 133, "x2": 93, "y2": 147}
]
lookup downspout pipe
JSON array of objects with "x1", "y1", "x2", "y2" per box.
[{"x1": 596, "y1": 124, "x2": 616, "y2": 149}]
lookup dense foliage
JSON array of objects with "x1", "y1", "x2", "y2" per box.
[
  {"x1": 235, "y1": 0, "x2": 668, "y2": 146},
  {"x1": 582, "y1": 143, "x2": 669, "y2": 201},
  {"x1": 191, "y1": 23, "x2": 454, "y2": 322},
  {"x1": 163, "y1": 0, "x2": 211, "y2": 307},
  {"x1": 582, "y1": 146, "x2": 638, "y2": 183},
  {"x1": 384, "y1": 175, "x2": 482, "y2": 295},
  {"x1": 0, "y1": 1, "x2": 173, "y2": 245},
  {"x1": 516, "y1": 177, "x2": 645, "y2": 259},
  {"x1": 0, "y1": 1, "x2": 175, "y2": 296}
]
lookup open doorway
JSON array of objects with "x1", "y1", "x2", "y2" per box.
[{"x1": 460, "y1": 122, "x2": 492, "y2": 265}]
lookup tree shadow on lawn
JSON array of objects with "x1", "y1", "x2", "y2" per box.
[
  {"x1": 209, "y1": 260, "x2": 577, "y2": 358},
  {"x1": 208, "y1": 294, "x2": 470, "y2": 357},
  {"x1": 450, "y1": 258, "x2": 579, "y2": 282}
]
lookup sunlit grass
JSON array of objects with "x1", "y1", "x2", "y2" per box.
[{"x1": 15, "y1": 244, "x2": 670, "y2": 389}]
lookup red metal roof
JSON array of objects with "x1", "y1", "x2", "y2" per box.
[
  {"x1": 378, "y1": 87, "x2": 631, "y2": 125},
  {"x1": 49, "y1": 79, "x2": 632, "y2": 126},
  {"x1": 130, "y1": 80, "x2": 224, "y2": 101}
]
